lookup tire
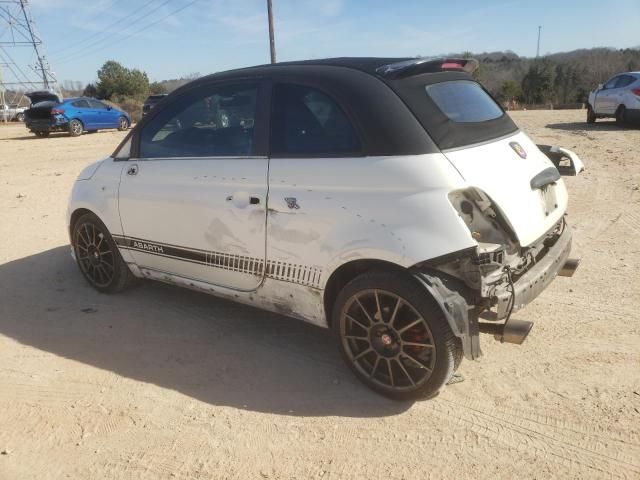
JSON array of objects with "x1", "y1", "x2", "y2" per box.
[
  {"x1": 586, "y1": 105, "x2": 596, "y2": 124},
  {"x1": 35, "y1": 131, "x2": 49, "y2": 138},
  {"x1": 332, "y1": 271, "x2": 461, "y2": 401},
  {"x1": 69, "y1": 119, "x2": 83, "y2": 137},
  {"x1": 72, "y1": 212, "x2": 138, "y2": 293},
  {"x1": 16, "y1": 113, "x2": 25, "y2": 122},
  {"x1": 117, "y1": 116, "x2": 129, "y2": 131},
  {"x1": 615, "y1": 106, "x2": 627, "y2": 126}
]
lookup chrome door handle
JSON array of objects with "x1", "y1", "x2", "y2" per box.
[{"x1": 126, "y1": 164, "x2": 138, "y2": 176}]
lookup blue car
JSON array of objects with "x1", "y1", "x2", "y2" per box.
[{"x1": 24, "y1": 91, "x2": 131, "y2": 138}]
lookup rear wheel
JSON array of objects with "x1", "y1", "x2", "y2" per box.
[
  {"x1": 69, "y1": 119, "x2": 83, "y2": 137},
  {"x1": 615, "y1": 106, "x2": 627, "y2": 126},
  {"x1": 72, "y1": 212, "x2": 137, "y2": 293},
  {"x1": 586, "y1": 105, "x2": 596, "y2": 124},
  {"x1": 34, "y1": 131, "x2": 49, "y2": 138},
  {"x1": 16, "y1": 112, "x2": 25, "y2": 122},
  {"x1": 117, "y1": 116, "x2": 129, "y2": 131},
  {"x1": 332, "y1": 271, "x2": 461, "y2": 400}
]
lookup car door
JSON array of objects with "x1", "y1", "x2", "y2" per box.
[
  {"x1": 70, "y1": 99, "x2": 97, "y2": 128},
  {"x1": 595, "y1": 76, "x2": 619, "y2": 114},
  {"x1": 265, "y1": 82, "x2": 364, "y2": 288},
  {"x1": 87, "y1": 99, "x2": 113, "y2": 128},
  {"x1": 117, "y1": 80, "x2": 270, "y2": 291},
  {"x1": 612, "y1": 75, "x2": 634, "y2": 110}
]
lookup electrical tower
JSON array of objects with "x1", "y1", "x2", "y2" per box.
[{"x1": 0, "y1": 0, "x2": 58, "y2": 98}]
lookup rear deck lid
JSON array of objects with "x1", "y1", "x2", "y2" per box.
[
  {"x1": 26, "y1": 90, "x2": 62, "y2": 105},
  {"x1": 443, "y1": 131, "x2": 568, "y2": 246}
]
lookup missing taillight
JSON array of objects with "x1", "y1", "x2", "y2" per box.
[{"x1": 51, "y1": 108, "x2": 65, "y2": 115}]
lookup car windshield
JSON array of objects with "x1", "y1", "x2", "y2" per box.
[{"x1": 425, "y1": 80, "x2": 504, "y2": 123}]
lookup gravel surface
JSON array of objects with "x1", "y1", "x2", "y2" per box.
[{"x1": 1, "y1": 111, "x2": 639, "y2": 479}]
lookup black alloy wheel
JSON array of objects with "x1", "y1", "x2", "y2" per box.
[
  {"x1": 333, "y1": 271, "x2": 461, "y2": 400},
  {"x1": 72, "y1": 213, "x2": 137, "y2": 293}
]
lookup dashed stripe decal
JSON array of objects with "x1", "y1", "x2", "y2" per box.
[{"x1": 112, "y1": 234, "x2": 322, "y2": 288}]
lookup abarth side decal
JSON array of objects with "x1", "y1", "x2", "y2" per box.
[{"x1": 111, "y1": 234, "x2": 322, "y2": 288}]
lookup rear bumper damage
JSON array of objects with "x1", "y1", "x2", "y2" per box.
[
  {"x1": 26, "y1": 116, "x2": 68, "y2": 133},
  {"x1": 487, "y1": 225, "x2": 573, "y2": 321},
  {"x1": 416, "y1": 222, "x2": 578, "y2": 360}
]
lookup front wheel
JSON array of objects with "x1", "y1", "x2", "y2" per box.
[
  {"x1": 332, "y1": 271, "x2": 461, "y2": 401},
  {"x1": 72, "y1": 212, "x2": 137, "y2": 293},
  {"x1": 69, "y1": 119, "x2": 83, "y2": 137},
  {"x1": 117, "y1": 116, "x2": 129, "y2": 131},
  {"x1": 34, "y1": 131, "x2": 50, "y2": 138},
  {"x1": 16, "y1": 113, "x2": 25, "y2": 122}
]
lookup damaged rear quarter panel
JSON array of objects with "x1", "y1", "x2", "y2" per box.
[{"x1": 266, "y1": 153, "x2": 476, "y2": 291}]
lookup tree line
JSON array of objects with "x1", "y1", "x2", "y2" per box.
[
  {"x1": 461, "y1": 47, "x2": 640, "y2": 106},
  {"x1": 82, "y1": 47, "x2": 638, "y2": 116},
  {"x1": 5, "y1": 47, "x2": 639, "y2": 117}
]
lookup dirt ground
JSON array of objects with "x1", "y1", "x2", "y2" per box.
[{"x1": 1, "y1": 111, "x2": 639, "y2": 479}]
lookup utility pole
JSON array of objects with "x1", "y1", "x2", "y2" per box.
[
  {"x1": 267, "y1": 0, "x2": 276, "y2": 64},
  {"x1": 536, "y1": 25, "x2": 541, "y2": 58},
  {"x1": 0, "y1": 64, "x2": 6, "y2": 123}
]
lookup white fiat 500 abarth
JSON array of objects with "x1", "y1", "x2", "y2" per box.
[{"x1": 67, "y1": 58, "x2": 583, "y2": 400}]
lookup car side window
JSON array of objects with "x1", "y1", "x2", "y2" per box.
[
  {"x1": 139, "y1": 83, "x2": 259, "y2": 158},
  {"x1": 271, "y1": 83, "x2": 361, "y2": 156},
  {"x1": 603, "y1": 77, "x2": 619, "y2": 89},
  {"x1": 88, "y1": 100, "x2": 108, "y2": 110},
  {"x1": 614, "y1": 75, "x2": 633, "y2": 88},
  {"x1": 72, "y1": 100, "x2": 90, "y2": 108}
]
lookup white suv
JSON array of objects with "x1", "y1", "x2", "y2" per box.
[
  {"x1": 587, "y1": 72, "x2": 640, "y2": 125},
  {"x1": 67, "y1": 58, "x2": 584, "y2": 400}
]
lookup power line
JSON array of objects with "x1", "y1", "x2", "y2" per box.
[
  {"x1": 55, "y1": 0, "x2": 199, "y2": 66},
  {"x1": 49, "y1": 0, "x2": 157, "y2": 57},
  {"x1": 52, "y1": 0, "x2": 175, "y2": 64}
]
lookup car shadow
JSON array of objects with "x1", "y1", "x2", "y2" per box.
[
  {"x1": 0, "y1": 247, "x2": 412, "y2": 417},
  {"x1": 546, "y1": 120, "x2": 640, "y2": 131},
  {"x1": 7, "y1": 133, "x2": 72, "y2": 140}
]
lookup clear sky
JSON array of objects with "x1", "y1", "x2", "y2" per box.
[{"x1": 17, "y1": 0, "x2": 640, "y2": 85}]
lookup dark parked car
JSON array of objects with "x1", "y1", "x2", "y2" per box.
[
  {"x1": 142, "y1": 94, "x2": 168, "y2": 116},
  {"x1": 24, "y1": 91, "x2": 131, "y2": 137}
]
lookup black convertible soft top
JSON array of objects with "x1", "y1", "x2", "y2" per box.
[{"x1": 120, "y1": 58, "x2": 519, "y2": 158}]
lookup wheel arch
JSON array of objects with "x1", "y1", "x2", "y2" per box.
[
  {"x1": 323, "y1": 258, "x2": 480, "y2": 360},
  {"x1": 323, "y1": 258, "x2": 408, "y2": 327},
  {"x1": 69, "y1": 207, "x2": 96, "y2": 238}
]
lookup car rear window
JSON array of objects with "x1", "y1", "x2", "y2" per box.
[
  {"x1": 425, "y1": 80, "x2": 503, "y2": 123},
  {"x1": 388, "y1": 73, "x2": 518, "y2": 150}
]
